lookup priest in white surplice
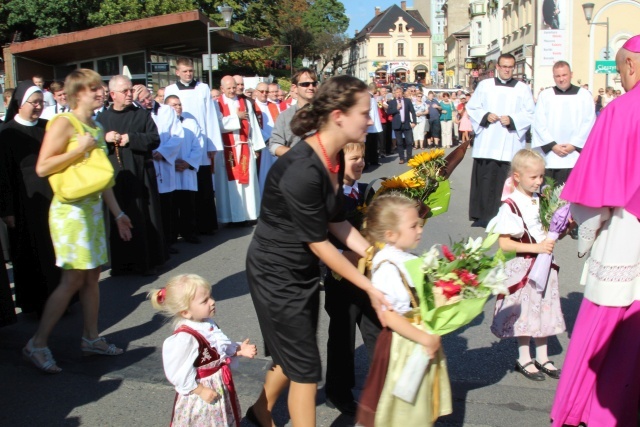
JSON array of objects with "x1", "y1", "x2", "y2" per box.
[
  {"x1": 532, "y1": 61, "x2": 595, "y2": 185},
  {"x1": 164, "y1": 57, "x2": 223, "y2": 235},
  {"x1": 215, "y1": 75, "x2": 266, "y2": 225},
  {"x1": 165, "y1": 95, "x2": 203, "y2": 244},
  {"x1": 253, "y1": 82, "x2": 281, "y2": 195},
  {"x1": 466, "y1": 53, "x2": 535, "y2": 225}
]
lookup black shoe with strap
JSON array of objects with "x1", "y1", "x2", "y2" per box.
[
  {"x1": 534, "y1": 360, "x2": 561, "y2": 379},
  {"x1": 515, "y1": 360, "x2": 546, "y2": 381}
]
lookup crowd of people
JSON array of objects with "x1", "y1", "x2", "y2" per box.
[{"x1": 0, "y1": 34, "x2": 639, "y2": 426}]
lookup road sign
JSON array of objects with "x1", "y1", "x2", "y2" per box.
[
  {"x1": 430, "y1": 70, "x2": 436, "y2": 76},
  {"x1": 149, "y1": 62, "x2": 170, "y2": 73},
  {"x1": 595, "y1": 60, "x2": 617, "y2": 74}
]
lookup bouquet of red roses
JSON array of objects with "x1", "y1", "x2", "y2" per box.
[{"x1": 404, "y1": 234, "x2": 512, "y2": 335}]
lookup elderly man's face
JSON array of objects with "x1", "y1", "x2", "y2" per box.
[
  {"x1": 211, "y1": 89, "x2": 220, "y2": 100},
  {"x1": 221, "y1": 80, "x2": 237, "y2": 99},
  {"x1": 155, "y1": 88, "x2": 165, "y2": 103},
  {"x1": 234, "y1": 77, "x2": 245, "y2": 95},
  {"x1": 137, "y1": 89, "x2": 154, "y2": 110},
  {"x1": 255, "y1": 84, "x2": 268, "y2": 103},
  {"x1": 111, "y1": 80, "x2": 134, "y2": 107}
]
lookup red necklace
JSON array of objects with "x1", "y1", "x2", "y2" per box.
[{"x1": 315, "y1": 133, "x2": 340, "y2": 174}]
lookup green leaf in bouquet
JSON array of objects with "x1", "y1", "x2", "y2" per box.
[
  {"x1": 404, "y1": 258, "x2": 435, "y2": 314},
  {"x1": 422, "y1": 296, "x2": 490, "y2": 335},
  {"x1": 426, "y1": 179, "x2": 451, "y2": 218},
  {"x1": 481, "y1": 233, "x2": 500, "y2": 250}
]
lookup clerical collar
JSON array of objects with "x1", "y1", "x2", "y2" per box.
[
  {"x1": 494, "y1": 77, "x2": 518, "y2": 88},
  {"x1": 176, "y1": 80, "x2": 197, "y2": 90},
  {"x1": 223, "y1": 94, "x2": 238, "y2": 102},
  {"x1": 14, "y1": 116, "x2": 38, "y2": 126},
  {"x1": 552, "y1": 85, "x2": 580, "y2": 95}
]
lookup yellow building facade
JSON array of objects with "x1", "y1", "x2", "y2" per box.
[{"x1": 344, "y1": 3, "x2": 432, "y2": 85}]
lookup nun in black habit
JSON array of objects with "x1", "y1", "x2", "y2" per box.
[{"x1": 0, "y1": 81, "x2": 61, "y2": 315}]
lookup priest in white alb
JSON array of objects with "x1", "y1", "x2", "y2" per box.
[
  {"x1": 532, "y1": 61, "x2": 595, "y2": 185},
  {"x1": 466, "y1": 53, "x2": 535, "y2": 225},
  {"x1": 164, "y1": 57, "x2": 222, "y2": 235},
  {"x1": 215, "y1": 75, "x2": 266, "y2": 225}
]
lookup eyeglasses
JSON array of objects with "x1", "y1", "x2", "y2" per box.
[
  {"x1": 116, "y1": 88, "x2": 134, "y2": 95},
  {"x1": 25, "y1": 100, "x2": 45, "y2": 107},
  {"x1": 255, "y1": 89, "x2": 267, "y2": 94},
  {"x1": 298, "y1": 81, "x2": 319, "y2": 88}
]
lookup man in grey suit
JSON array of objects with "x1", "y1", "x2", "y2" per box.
[{"x1": 386, "y1": 86, "x2": 417, "y2": 164}]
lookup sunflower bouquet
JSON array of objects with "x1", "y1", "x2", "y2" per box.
[{"x1": 374, "y1": 149, "x2": 451, "y2": 218}]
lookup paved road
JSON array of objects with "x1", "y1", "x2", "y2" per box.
[{"x1": 0, "y1": 146, "x2": 584, "y2": 426}]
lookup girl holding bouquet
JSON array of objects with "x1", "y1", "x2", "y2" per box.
[
  {"x1": 486, "y1": 149, "x2": 566, "y2": 381},
  {"x1": 358, "y1": 193, "x2": 452, "y2": 426}
]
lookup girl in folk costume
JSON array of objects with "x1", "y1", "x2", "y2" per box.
[
  {"x1": 486, "y1": 149, "x2": 566, "y2": 381},
  {"x1": 150, "y1": 274, "x2": 257, "y2": 427},
  {"x1": 358, "y1": 194, "x2": 452, "y2": 427}
]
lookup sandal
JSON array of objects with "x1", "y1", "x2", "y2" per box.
[
  {"x1": 22, "y1": 338, "x2": 62, "y2": 374},
  {"x1": 81, "y1": 336, "x2": 123, "y2": 356}
]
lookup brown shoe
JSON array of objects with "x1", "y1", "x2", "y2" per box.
[{"x1": 399, "y1": 160, "x2": 405, "y2": 164}]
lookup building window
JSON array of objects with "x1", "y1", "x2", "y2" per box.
[
  {"x1": 378, "y1": 43, "x2": 384, "y2": 56},
  {"x1": 476, "y1": 21, "x2": 483, "y2": 45},
  {"x1": 398, "y1": 43, "x2": 405, "y2": 57},
  {"x1": 418, "y1": 43, "x2": 424, "y2": 56},
  {"x1": 398, "y1": 23, "x2": 403, "y2": 32},
  {"x1": 97, "y1": 57, "x2": 120, "y2": 77}
]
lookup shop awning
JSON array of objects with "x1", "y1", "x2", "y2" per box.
[{"x1": 6, "y1": 10, "x2": 272, "y2": 65}]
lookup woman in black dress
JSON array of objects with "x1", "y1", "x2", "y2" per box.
[
  {"x1": 245, "y1": 76, "x2": 389, "y2": 427},
  {"x1": 0, "y1": 82, "x2": 61, "y2": 316}
]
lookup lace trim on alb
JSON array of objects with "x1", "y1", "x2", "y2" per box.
[
  {"x1": 588, "y1": 258, "x2": 640, "y2": 283},
  {"x1": 578, "y1": 225, "x2": 597, "y2": 242}
]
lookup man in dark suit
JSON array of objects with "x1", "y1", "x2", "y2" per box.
[{"x1": 386, "y1": 85, "x2": 417, "y2": 164}]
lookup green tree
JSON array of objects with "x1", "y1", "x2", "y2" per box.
[
  {"x1": 5, "y1": 0, "x2": 100, "y2": 40},
  {"x1": 88, "y1": 0, "x2": 196, "y2": 26},
  {"x1": 302, "y1": 0, "x2": 349, "y2": 36}
]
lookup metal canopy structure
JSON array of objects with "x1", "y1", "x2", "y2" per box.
[{"x1": 5, "y1": 10, "x2": 271, "y2": 65}]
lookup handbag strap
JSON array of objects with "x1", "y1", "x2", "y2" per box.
[
  {"x1": 373, "y1": 259, "x2": 419, "y2": 309},
  {"x1": 45, "y1": 112, "x2": 86, "y2": 137}
]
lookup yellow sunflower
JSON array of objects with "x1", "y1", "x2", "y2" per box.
[
  {"x1": 407, "y1": 149, "x2": 446, "y2": 167},
  {"x1": 381, "y1": 176, "x2": 423, "y2": 189}
]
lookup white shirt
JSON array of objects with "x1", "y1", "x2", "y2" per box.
[
  {"x1": 372, "y1": 245, "x2": 418, "y2": 315},
  {"x1": 486, "y1": 189, "x2": 546, "y2": 243},
  {"x1": 150, "y1": 103, "x2": 183, "y2": 193},
  {"x1": 162, "y1": 318, "x2": 239, "y2": 395},
  {"x1": 367, "y1": 94, "x2": 383, "y2": 133}
]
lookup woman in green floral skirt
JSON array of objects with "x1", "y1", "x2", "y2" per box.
[{"x1": 23, "y1": 69, "x2": 133, "y2": 373}]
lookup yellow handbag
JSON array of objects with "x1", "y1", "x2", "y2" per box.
[{"x1": 47, "y1": 112, "x2": 115, "y2": 203}]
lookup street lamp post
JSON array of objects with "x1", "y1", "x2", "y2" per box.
[
  {"x1": 207, "y1": 5, "x2": 234, "y2": 85},
  {"x1": 582, "y1": 3, "x2": 610, "y2": 88}
]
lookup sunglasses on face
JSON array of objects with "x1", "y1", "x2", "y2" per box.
[{"x1": 298, "y1": 81, "x2": 319, "y2": 88}]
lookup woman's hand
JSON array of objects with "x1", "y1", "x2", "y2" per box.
[
  {"x1": 77, "y1": 132, "x2": 97, "y2": 153},
  {"x1": 116, "y1": 214, "x2": 133, "y2": 241},
  {"x1": 367, "y1": 287, "x2": 393, "y2": 328}
]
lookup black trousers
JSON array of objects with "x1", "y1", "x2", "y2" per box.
[
  {"x1": 159, "y1": 191, "x2": 174, "y2": 247},
  {"x1": 172, "y1": 190, "x2": 197, "y2": 241},
  {"x1": 469, "y1": 158, "x2": 510, "y2": 222},
  {"x1": 383, "y1": 122, "x2": 393, "y2": 154},
  {"x1": 324, "y1": 272, "x2": 382, "y2": 401},
  {"x1": 394, "y1": 128, "x2": 414, "y2": 161},
  {"x1": 196, "y1": 167, "x2": 218, "y2": 233},
  {"x1": 545, "y1": 168, "x2": 572, "y2": 186},
  {"x1": 365, "y1": 132, "x2": 382, "y2": 165}
]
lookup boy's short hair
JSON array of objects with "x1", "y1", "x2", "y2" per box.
[{"x1": 343, "y1": 141, "x2": 365, "y2": 155}]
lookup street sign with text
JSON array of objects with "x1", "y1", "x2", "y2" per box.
[{"x1": 595, "y1": 60, "x2": 617, "y2": 74}]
